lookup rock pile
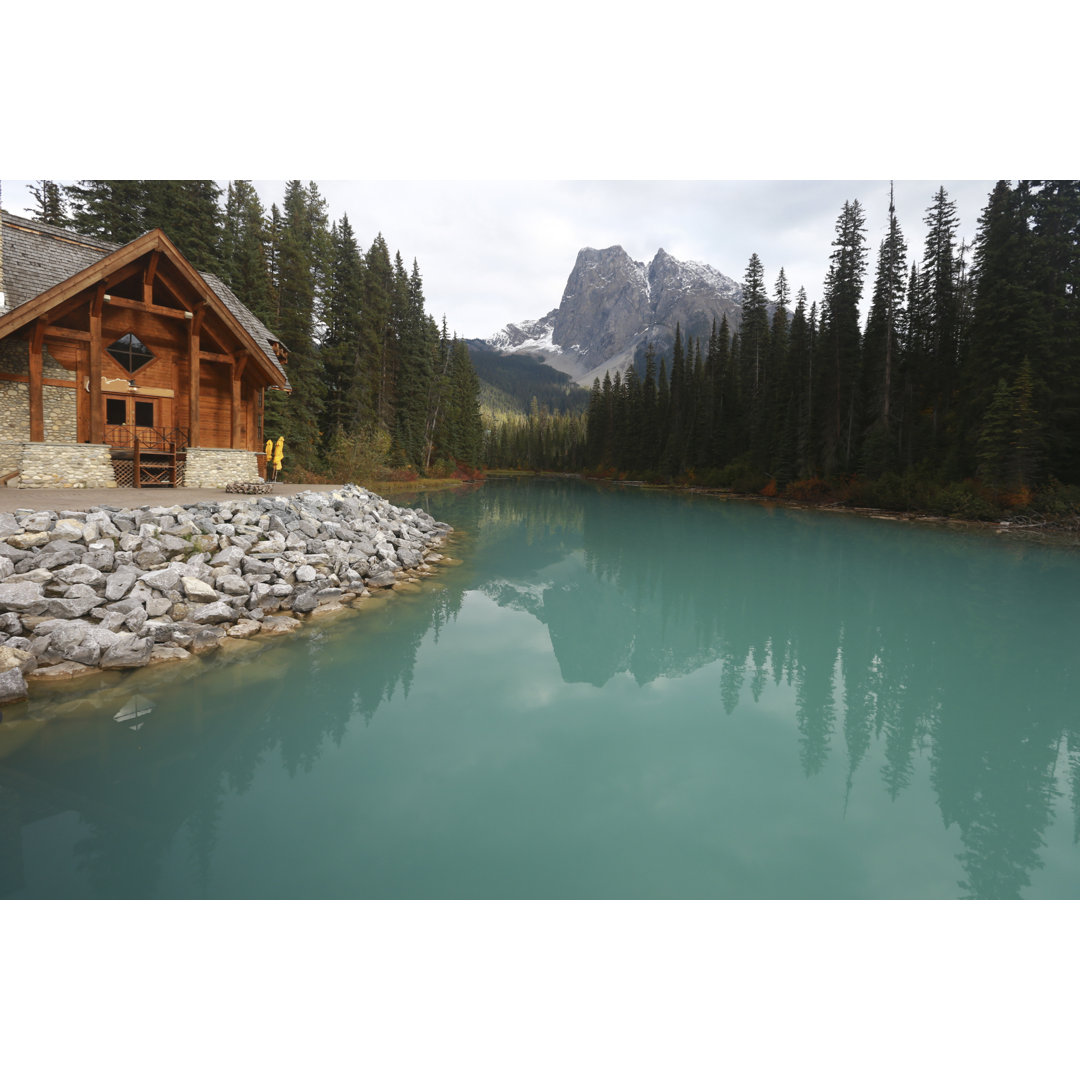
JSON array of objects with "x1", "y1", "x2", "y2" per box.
[{"x1": 0, "y1": 485, "x2": 453, "y2": 704}]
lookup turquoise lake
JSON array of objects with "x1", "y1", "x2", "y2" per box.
[{"x1": 2, "y1": 477, "x2": 1079, "y2": 900}]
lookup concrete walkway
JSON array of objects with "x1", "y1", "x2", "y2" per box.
[{"x1": 0, "y1": 484, "x2": 345, "y2": 514}]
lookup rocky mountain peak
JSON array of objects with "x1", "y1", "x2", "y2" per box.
[{"x1": 486, "y1": 245, "x2": 744, "y2": 385}]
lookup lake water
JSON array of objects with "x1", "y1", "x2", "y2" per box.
[{"x1": 2, "y1": 477, "x2": 1078, "y2": 899}]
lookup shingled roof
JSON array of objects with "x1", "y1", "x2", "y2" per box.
[{"x1": 0, "y1": 210, "x2": 289, "y2": 387}]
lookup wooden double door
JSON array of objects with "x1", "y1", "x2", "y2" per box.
[{"x1": 104, "y1": 394, "x2": 174, "y2": 450}]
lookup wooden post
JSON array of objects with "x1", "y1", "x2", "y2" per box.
[
  {"x1": 75, "y1": 343, "x2": 90, "y2": 443},
  {"x1": 231, "y1": 354, "x2": 248, "y2": 449},
  {"x1": 134, "y1": 433, "x2": 141, "y2": 488},
  {"x1": 188, "y1": 305, "x2": 204, "y2": 447},
  {"x1": 29, "y1": 322, "x2": 46, "y2": 442},
  {"x1": 89, "y1": 286, "x2": 104, "y2": 444},
  {"x1": 142, "y1": 252, "x2": 159, "y2": 305}
]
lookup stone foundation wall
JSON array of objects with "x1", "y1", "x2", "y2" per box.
[
  {"x1": 182, "y1": 448, "x2": 262, "y2": 488},
  {"x1": 0, "y1": 440, "x2": 21, "y2": 477},
  {"x1": 13, "y1": 442, "x2": 116, "y2": 488},
  {"x1": 0, "y1": 381, "x2": 30, "y2": 441}
]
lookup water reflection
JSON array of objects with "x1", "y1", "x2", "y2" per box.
[
  {"x1": 438, "y1": 480, "x2": 1080, "y2": 898},
  {"x1": 1, "y1": 478, "x2": 1078, "y2": 898}
]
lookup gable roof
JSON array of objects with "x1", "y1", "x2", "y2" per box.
[{"x1": 0, "y1": 210, "x2": 289, "y2": 388}]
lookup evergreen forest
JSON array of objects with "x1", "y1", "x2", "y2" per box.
[
  {"x1": 486, "y1": 181, "x2": 1080, "y2": 521},
  {"x1": 26, "y1": 179, "x2": 485, "y2": 482},
  {"x1": 26, "y1": 179, "x2": 1080, "y2": 519}
]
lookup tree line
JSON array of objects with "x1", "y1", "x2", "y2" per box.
[
  {"x1": 493, "y1": 182, "x2": 1080, "y2": 516},
  {"x1": 26, "y1": 180, "x2": 485, "y2": 480}
]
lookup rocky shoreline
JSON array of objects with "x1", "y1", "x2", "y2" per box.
[{"x1": 0, "y1": 485, "x2": 454, "y2": 704}]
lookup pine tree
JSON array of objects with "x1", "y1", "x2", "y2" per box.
[
  {"x1": 977, "y1": 360, "x2": 1043, "y2": 489},
  {"x1": 436, "y1": 337, "x2": 483, "y2": 467},
  {"x1": 64, "y1": 180, "x2": 146, "y2": 243},
  {"x1": 861, "y1": 184, "x2": 908, "y2": 475},
  {"x1": 640, "y1": 342, "x2": 659, "y2": 471},
  {"x1": 28, "y1": 180, "x2": 67, "y2": 226},
  {"x1": 220, "y1": 181, "x2": 275, "y2": 327},
  {"x1": 787, "y1": 289, "x2": 813, "y2": 475},
  {"x1": 917, "y1": 186, "x2": 962, "y2": 463},
  {"x1": 395, "y1": 261, "x2": 439, "y2": 467},
  {"x1": 768, "y1": 269, "x2": 797, "y2": 480},
  {"x1": 818, "y1": 200, "x2": 868, "y2": 473},
  {"x1": 1027, "y1": 181, "x2": 1080, "y2": 478},
  {"x1": 142, "y1": 181, "x2": 224, "y2": 272},
  {"x1": 353, "y1": 233, "x2": 394, "y2": 432},
  {"x1": 264, "y1": 180, "x2": 329, "y2": 468},
  {"x1": 321, "y1": 214, "x2": 365, "y2": 442},
  {"x1": 661, "y1": 324, "x2": 688, "y2": 473}
]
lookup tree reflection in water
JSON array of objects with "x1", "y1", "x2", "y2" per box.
[{"x1": 1, "y1": 478, "x2": 1077, "y2": 899}]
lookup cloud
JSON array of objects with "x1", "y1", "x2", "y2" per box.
[{"x1": 4, "y1": 178, "x2": 996, "y2": 341}]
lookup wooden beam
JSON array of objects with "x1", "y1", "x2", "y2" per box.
[
  {"x1": 230, "y1": 367, "x2": 241, "y2": 449},
  {"x1": 33, "y1": 265, "x2": 146, "y2": 331},
  {"x1": 29, "y1": 322, "x2": 46, "y2": 442},
  {"x1": 188, "y1": 304, "x2": 205, "y2": 446},
  {"x1": 76, "y1": 343, "x2": 90, "y2": 443},
  {"x1": 0, "y1": 372, "x2": 77, "y2": 389},
  {"x1": 143, "y1": 251, "x2": 160, "y2": 304},
  {"x1": 89, "y1": 286, "x2": 105, "y2": 443},
  {"x1": 43, "y1": 326, "x2": 91, "y2": 343},
  {"x1": 104, "y1": 294, "x2": 192, "y2": 320}
]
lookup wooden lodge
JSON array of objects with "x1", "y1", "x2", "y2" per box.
[{"x1": 0, "y1": 208, "x2": 290, "y2": 489}]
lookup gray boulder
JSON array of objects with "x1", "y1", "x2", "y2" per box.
[
  {"x1": 100, "y1": 633, "x2": 154, "y2": 669},
  {"x1": 0, "y1": 581, "x2": 47, "y2": 614},
  {"x1": 0, "y1": 666, "x2": 29, "y2": 703}
]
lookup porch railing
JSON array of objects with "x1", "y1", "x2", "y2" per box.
[{"x1": 105, "y1": 425, "x2": 190, "y2": 452}]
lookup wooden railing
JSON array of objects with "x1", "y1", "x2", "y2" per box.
[{"x1": 105, "y1": 424, "x2": 190, "y2": 452}]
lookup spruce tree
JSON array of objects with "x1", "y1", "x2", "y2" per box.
[
  {"x1": 64, "y1": 180, "x2": 146, "y2": 242},
  {"x1": 264, "y1": 180, "x2": 329, "y2": 469},
  {"x1": 220, "y1": 181, "x2": 276, "y2": 327},
  {"x1": 818, "y1": 200, "x2": 868, "y2": 473},
  {"x1": 917, "y1": 186, "x2": 962, "y2": 463},
  {"x1": 321, "y1": 214, "x2": 365, "y2": 443},
  {"x1": 861, "y1": 184, "x2": 908, "y2": 475},
  {"x1": 28, "y1": 180, "x2": 67, "y2": 226}
]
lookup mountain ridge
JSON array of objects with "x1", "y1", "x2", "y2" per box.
[{"x1": 485, "y1": 245, "x2": 745, "y2": 385}]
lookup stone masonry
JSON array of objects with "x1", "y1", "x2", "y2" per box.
[
  {"x1": 14, "y1": 442, "x2": 116, "y2": 488},
  {"x1": 182, "y1": 448, "x2": 262, "y2": 488}
]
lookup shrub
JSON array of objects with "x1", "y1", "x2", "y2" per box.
[
  {"x1": 783, "y1": 476, "x2": 831, "y2": 503},
  {"x1": 719, "y1": 460, "x2": 769, "y2": 494},
  {"x1": 1031, "y1": 479, "x2": 1080, "y2": 517},
  {"x1": 325, "y1": 426, "x2": 391, "y2": 484}
]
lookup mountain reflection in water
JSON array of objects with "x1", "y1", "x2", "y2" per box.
[{"x1": 2, "y1": 478, "x2": 1078, "y2": 899}]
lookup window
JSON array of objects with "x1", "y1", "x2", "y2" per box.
[
  {"x1": 106, "y1": 398, "x2": 127, "y2": 425},
  {"x1": 134, "y1": 400, "x2": 155, "y2": 427},
  {"x1": 106, "y1": 333, "x2": 155, "y2": 374}
]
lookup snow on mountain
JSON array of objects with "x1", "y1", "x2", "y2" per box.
[{"x1": 485, "y1": 246, "x2": 744, "y2": 385}]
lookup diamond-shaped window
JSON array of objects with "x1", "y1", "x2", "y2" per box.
[{"x1": 107, "y1": 333, "x2": 155, "y2": 374}]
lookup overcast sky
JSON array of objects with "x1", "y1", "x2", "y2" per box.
[{"x1": 3, "y1": 178, "x2": 996, "y2": 340}]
